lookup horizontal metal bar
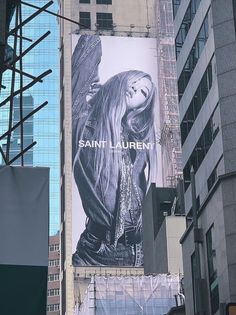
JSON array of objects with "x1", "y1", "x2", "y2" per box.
[
  {"x1": 9, "y1": 1, "x2": 53, "y2": 35},
  {"x1": 0, "y1": 69, "x2": 52, "y2": 108},
  {"x1": 10, "y1": 33, "x2": 32, "y2": 42},
  {"x1": 8, "y1": 141, "x2": 37, "y2": 165},
  {"x1": 21, "y1": 0, "x2": 86, "y2": 27},
  {"x1": 10, "y1": 31, "x2": 51, "y2": 66},
  {"x1": 0, "y1": 101, "x2": 48, "y2": 141},
  {"x1": 6, "y1": 65, "x2": 43, "y2": 82}
]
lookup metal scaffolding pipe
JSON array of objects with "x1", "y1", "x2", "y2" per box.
[{"x1": 0, "y1": 69, "x2": 52, "y2": 108}]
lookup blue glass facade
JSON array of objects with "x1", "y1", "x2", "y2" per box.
[
  {"x1": 1, "y1": 95, "x2": 34, "y2": 165},
  {"x1": 0, "y1": 1, "x2": 60, "y2": 235}
]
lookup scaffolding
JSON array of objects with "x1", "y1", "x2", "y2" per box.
[
  {"x1": 75, "y1": 274, "x2": 183, "y2": 315},
  {"x1": 156, "y1": 0, "x2": 183, "y2": 187},
  {"x1": 0, "y1": 0, "x2": 82, "y2": 165},
  {"x1": 0, "y1": 0, "x2": 54, "y2": 165}
]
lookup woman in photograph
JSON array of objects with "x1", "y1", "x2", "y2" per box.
[{"x1": 72, "y1": 35, "x2": 157, "y2": 266}]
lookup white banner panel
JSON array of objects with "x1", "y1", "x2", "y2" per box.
[
  {"x1": 0, "y1": 166, "x2": 49, "y2": 267},
  {"x1": 72, "y1": 35, "x2": 160, "y2": 266}
]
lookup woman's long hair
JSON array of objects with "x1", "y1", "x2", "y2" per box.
[{"x1": 79, "y1": 70, "x2": 156, "y2": 193}]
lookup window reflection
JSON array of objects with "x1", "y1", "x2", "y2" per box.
[
  {"x1": 175, "y1": 0, "x2": 202, "y2": 58},
  {"x1": 178, "y1": 11, "x2": 209, "y2": 101},
  {"x1": 183, "y1": 105, "x2": 220, "y2": 190},
  {"x1": 181, "y1": 57, "x2": 215, "y2": 144}
]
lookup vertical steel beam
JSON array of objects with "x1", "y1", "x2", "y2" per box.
[
  {"x1": 0, "y1": 0, "x2": 7, "y2": 90},
  {"x1": 191, "y1": 167, "x2": 204, "y2": 315},
  {"x1": 19, "y1": 3, "x2": 24, "y2": 165},
  {"x1": 6, "y1": 4, "x2": 19, "y2": 163}
]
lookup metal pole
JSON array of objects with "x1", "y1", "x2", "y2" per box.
[
  {"x1": 91, "y1": 275, "x2": 96, "y2": 315},
  {"x1": 10, "y1": 31, "x2": 51, "y2": 66},
  {"x1": 10, "y1": 33, "x2": 32, "y2": 42},
  {"x1": 8, "y1": 1, "x2": 53, "y2": 36},
  {"x1": 1, "y1": 31, "x2": 51, "y2": 76},
  {"x1": 6, "y1": 65, "x2": 43, "y2": 82},
  {"x1": 20, "y1": 0, "x2": 87, "y2": 28},
  {"x1": 6, "y1": 4, "x2": 19, "y2": 163},
  {"x1": 191, "y1": 167, "x2": 204, "y2": 315},
  {"x1": 0, "y1": 101, "x2": 48, "y2": 141},
  {"x1": 0, "y1": 145, "x2": 7, "y2": 164},
  {"x1": 0, "y1": 69, "x2": 52, "y2": 108},
  {"x1": 8, "y1": 141, "x2": 37, "y2": 165},
  {"x1": 0, "y1": 0, "x2": 7, "y2": 92},
  {"x1": 19, "y1": 2, "x2": 24, "y2": 166}
]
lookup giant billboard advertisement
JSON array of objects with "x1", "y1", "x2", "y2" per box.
[{"x1": 72, "y1": 35, "x2": 159, "y2": 266}]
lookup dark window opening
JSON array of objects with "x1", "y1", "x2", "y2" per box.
[
  {"x1": 207, "y1": 158, "x2": 221, "y2": 192},
  {"x1": 183, "y1": 107, "x2": 219, "y2": 191},
  {"x1": 96, "y1": 0, "x2": 112, "y2": 4},
  {"x1": 178, "y1": 11, "x2": 209, "y2": 101},
  {"x1": 186, "y1": 209, "x2": 193, "y2": 227},
  {"x1": 180, "y1": 57, "x2": 214, "y2": 145},
  {"x1": 96, "y1": 12, "x2": 113, "y2": 29},
  {"x1": 207, "y1": 168, "x2": 217, "y2": 191},
  {"x1": 175, "y1": 0, "x2": 202, "y2": 58},
  {"x1": 79, "y1": 12, "x2": 91, "y2": 29}
]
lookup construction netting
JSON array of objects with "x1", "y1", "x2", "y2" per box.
[
  {"x1": 75, "y1": 274, "x2": 182, "y2": 315},
  {"x1": 156, "y1": 0, "x2": 183, "y2": 187}
]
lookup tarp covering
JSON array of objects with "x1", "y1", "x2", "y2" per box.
[
  {"x1": 0, "y1": 166, "x2": 49, "y2": 267},
  {"x1": 0, "y1": 166, "x2": 49, "y2": 315},
  {"x1": 76, "y1": 274, "x2": 182, "y2": 315}
]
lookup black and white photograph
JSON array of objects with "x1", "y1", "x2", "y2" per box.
[{"x1": 72, "y1": 35, "x2": 160, "y2": 267}]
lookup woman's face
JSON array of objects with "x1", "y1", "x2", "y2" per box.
[{"x1": 126, "y1": 77, "x2": 152, "y2": 109}]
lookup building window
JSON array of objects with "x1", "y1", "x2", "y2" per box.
[
  {"x1": 178, "y1": 11, "x2": 209, "y2": 101},
  {"x1": 80, "y1": 0, "x2": 90, "y2": 3},
  {"x1": 183, "y1": 106, "x2": 220, "y2": 191},
  {"x1": 207, "y1": 168, "x2": 217, "y2": 191},
  {"x1": 48, "y1": 273, "x2": 60, "y2": 282},
  {"x1": 175, "y1": 0, "x2": 202, "y2": 58},
  {"x1": 172, "y1": 0, "x2": 181, "y2": 18},
  {"x1": 96, "y1": 13, "x2": 113, "y2": 29},
  {"x1": 49, "y1": 243, "x2": 59, "y2": 252},
  {"x1": 180, "y1": 56, "x2": 214, "y2": 144},
  {"x1": 206, "y1": 225, "x2": 219, "y2": 314},
  {"x1": 79, "y1": 12, "x2": 91, "y2": 29},
  {"x1": 96, "y1": 0, "x2": 112, "y2": 4},
  {"x1": 48, "y1": 259, "x2": 60, "y2": 267},
  {"x1": 48, "y1": 289, "x2": 60, "y2": 297},
  {"x1": 47, "y1": 304, "x2": 60, "y2": 312}
]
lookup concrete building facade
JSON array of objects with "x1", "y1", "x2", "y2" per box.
[
  {"x1": 59, "y1": 1, "x2": 158, "y2": 314},
  {"x1": 47, "y1": 234, "x2": 60, "y2": 315},
  {"x1": 74, "y1": 0, "x2": 156, "y2": 37},
  {"x1": 174, "y1": 0, "x2": 236, "y2": 314},
  {"x1": 59, "y1": 1, "x2": 185, "y2": 314},
  {"x1": 142, "y1": 184, "x2": 185, "y2": 275}
]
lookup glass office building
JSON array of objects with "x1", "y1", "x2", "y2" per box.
[{"x1": 0, "y1": 1, "x2": 60, "y2": 235}]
